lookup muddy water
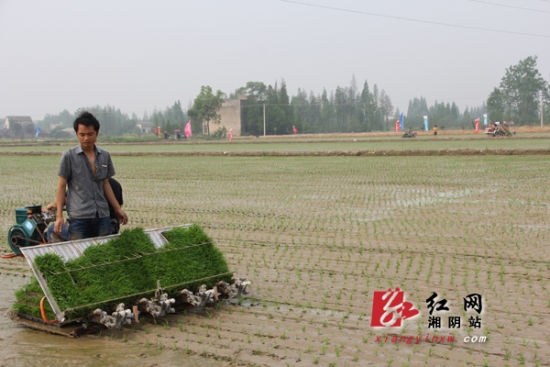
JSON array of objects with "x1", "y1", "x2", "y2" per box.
[{"x1": 0, "y1": 266, "x2": 224, "y2": 367}]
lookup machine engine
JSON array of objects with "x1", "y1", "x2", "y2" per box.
[{"x1": 7, "y1": 205, "x2": 55, "y2": 255}]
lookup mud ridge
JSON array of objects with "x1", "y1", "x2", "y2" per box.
[{"x1": 2, "y1": 148, "x2": 550, "y2": 157}]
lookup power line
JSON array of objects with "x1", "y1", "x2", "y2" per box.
[
  {"x1": 241, "y1": 101, "x2": 475, "y2": 108},
  {"x1": 279, "y1": 0, "x2": 550, "y2": 38},
  {"x1": 472, "y1": 0, "x2": 550, "y2": 5},
  {"x1": 243, "y1": 102, "x2": 356, "y2": 108},
  {"x1": 464, "y1": 0, "x2": 550, "y2": 14}
]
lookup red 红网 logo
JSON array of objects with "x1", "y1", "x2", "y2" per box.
[{"x1": 371, "y1": 288, "x2": 420, "y2": 327}]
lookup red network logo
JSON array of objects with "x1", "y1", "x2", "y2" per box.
[{"x1": 371, "y1": 288, "x2": 420, "y2": 327}]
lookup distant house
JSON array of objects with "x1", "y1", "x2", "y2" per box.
[
  {"x1": 217, "y1": 97, "x2": 246, "y2": 136},
  {"x1": 5, "y1": 116, "x2": 33, "y2": 130},
  {"x1": 136, "y1": 121, "x2": 154, "y2": 134},
  {"x1": 4, "y1": 116, "x2": 35, "y2": 138}
]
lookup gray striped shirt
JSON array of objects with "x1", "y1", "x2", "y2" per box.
[{"x1": 58, "y1": 144, "x2": 115, "y2": 219}]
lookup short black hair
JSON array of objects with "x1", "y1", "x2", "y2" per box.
[{"x1": 73, "y1": 111, "x2": 100, "y2": 132}]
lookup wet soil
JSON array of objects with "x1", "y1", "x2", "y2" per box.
[
  {"x1": 0, "y1": 261, "x2": 224, "y2": 367},
  {"x1": 1, "y1": 155, "x2": 549, "y2": 366}
]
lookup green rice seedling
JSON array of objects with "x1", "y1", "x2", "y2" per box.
[
  {"x1": 12, "y1": 277, "x2": 55, "y2": 320},
  {"x1": 14, "y1": 226, "x2": 232, "y2": 321}
]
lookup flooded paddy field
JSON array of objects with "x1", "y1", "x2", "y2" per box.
[{"x1": 1, "y1": 149, "x2": 549, "y2": 366}]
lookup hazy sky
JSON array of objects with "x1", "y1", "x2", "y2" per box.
[{"x1": 1, "y1": 0, "x2": 549, "y2": 120}]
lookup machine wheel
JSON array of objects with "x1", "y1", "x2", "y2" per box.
[{"x1": 8, "y1": 228, "x2": 27, "y2": 255}]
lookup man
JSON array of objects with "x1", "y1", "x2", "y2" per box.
[
  {"x1": 46, "y1": 176, "x2": 123, "y2": 242},
  {"x1": 54, "y1": 111, "x2": 128, "y2": 240}
]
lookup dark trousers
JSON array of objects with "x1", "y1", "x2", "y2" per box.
[{"x1": 68, "y1": 217, "x2": 111, "y2": 240}]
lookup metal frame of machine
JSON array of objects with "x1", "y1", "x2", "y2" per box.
[{"x1": 20, "y1": 225, "x2": 189, "y2": 323}]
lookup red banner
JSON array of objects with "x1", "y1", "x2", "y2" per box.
[{"x1": 184, "y1": 120, "x2": 192, "y2": 138}]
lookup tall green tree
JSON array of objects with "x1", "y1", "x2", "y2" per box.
[
  {"x1": 487, "y1": 88, "x2": 505, "y2": 123},
  {"x1": 378, "y1": 90, "x2": 393, "y2": 131},
  {"x1": 233, "y1": 81, "x2": 267, "y2": 136},
  {"x1": 234, "y1": 81, "x2": 267, "y2": 100},
  {"x1": 497, "y1": 56, "x2": 549, "y2": 124},
  {"x1": 236, "y1": 80, "x2": 295, "y2": 135},
  {"x1": 358, "y1": 82, "x2": 372, "y2": 131},
  {"x1": 149, "y1": 100, "x2": 188, "y2": 134},
  {"x1": 406, "y1": 97, "x2": 429, "y2": 126},
  {"x1": 319, "y1": 89, "x2": 334, "y2": 133},
  {"x1": 188, "y1": 86, "x2": 225, "y2": 135},
  {"x1": 276, "y1": 80, "x2": 292, "y2": 134},
  {"x1": 290, "y1": 88, "x2": 309, "y2": 133}
]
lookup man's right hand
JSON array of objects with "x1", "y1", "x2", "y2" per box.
[{"x1": 54, "y1": 217, "x2": 64, "y2": 235}]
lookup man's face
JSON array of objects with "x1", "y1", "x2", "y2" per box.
[{"x1": 76, "y1": 124, "x2": 98, "y2": 149}]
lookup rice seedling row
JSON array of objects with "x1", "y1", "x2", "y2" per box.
[{"x1": 1, "y1": 153, "x2": 549, "y2": 366}]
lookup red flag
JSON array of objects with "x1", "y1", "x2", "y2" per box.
[
  {"x1": 184, "y1": 120, "x2": 192, "y2": 138},
  {"x1": 475, "y1": 119, "x2": 480, "y2": 134}
]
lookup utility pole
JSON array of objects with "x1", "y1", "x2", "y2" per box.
[
  {"x1": 541, "y1": 90, "x2": 544, "y2": 128},
  {"x1": 263, "y1": 102, "x2": 266, "y2": 136}
]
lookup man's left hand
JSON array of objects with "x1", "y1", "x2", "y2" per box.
[{"x1": 116, "y1": 209, "x2": 128, "y2": 225}]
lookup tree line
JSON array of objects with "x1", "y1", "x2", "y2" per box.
[
  {"x1": 224, "y1": 79, "x2": 489, "y2": 134},
  {"x1": 229, "y1": 78, "x2": 394, "y2": 135},
  {"x1": 38, "y1": 102, "x2": 188, "y2": 138},
  {"x1": 30, "y1": 56, "x2": 549, "y2": 137},
  {"x1": 406, "y1": 97, "x2": 487, "y2": 130},
  {"x1": 189, "y1": 56, "x2": 549, "y2": 134}
]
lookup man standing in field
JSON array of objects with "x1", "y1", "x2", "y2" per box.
[{"x1": 53, "y1": 111, "x2": 128, "y2": 240}]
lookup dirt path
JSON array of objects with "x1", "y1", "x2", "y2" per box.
[{"x1": 2, "y1": 148, "x2": 550, "y2": 157}]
